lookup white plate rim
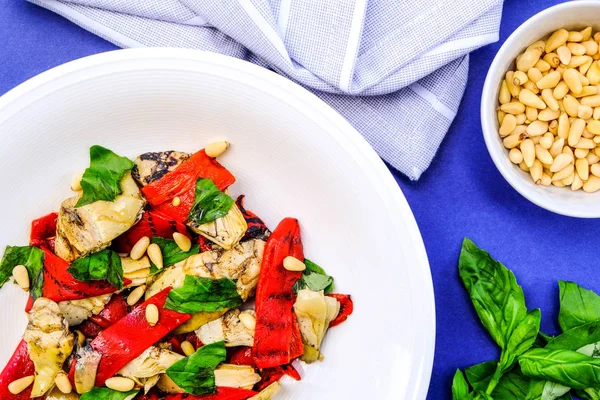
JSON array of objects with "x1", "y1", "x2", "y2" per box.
[{"x1": 0, "y1": 48, "x2": 435, "y2": 399}]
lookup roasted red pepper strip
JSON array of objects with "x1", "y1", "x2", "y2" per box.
[
  {"x1": 141, "y1": 150, "x2": 235, "y2": 222},
  {"x1": 328, "y1": 294, "x2": 354, "y2": 327},
  {"x1": 197, "y1": 235, "x2": 213, "y2": 252},
  {"x1": 235, "y1": 195, "x2": 270, "y2": 241},
  {"x1": 256, "y1": 364, "x2": 301, "y2": 391},
  {"x1": 29, "y1": 212, "x2": 58, "y2": 250},
  {"x1": 113, "y1": 211, "x2": 190, "y2": 253},
  {"x1": 90, "y1": 294, "x2": 129, "y2": 329},
  {"x1": 41, "y1": 248, "x2": 130, "y2": 302},
  {"x1": 253, "y1": 218, "x2": 304, "y2": 368},
  {"x1": 89, "y1": 287, "x2": 191, "y2": 386},
  {"x1": 138, "y1": 387, "x2": 257, "y2": 400},
  {"x1": 0, "y1": 340, "x2": 34, "y2": 399},
  {"x1": 228, "y1": 346, "x2": 254, "y2": 367},
  {"x1": 79, "y1": 320, "x2": 104, "y2": 339}
]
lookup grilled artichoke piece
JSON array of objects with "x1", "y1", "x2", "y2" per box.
[
  {"x1": 214, "y1": 364, "x2": 261, "y2": 389},
  {"x1": 73, "y1": 345, "x2": 101, "y2": 394},
  {"x1": 132, "y1": 151, "x2": 190, "y2": 186},
  {"x1": 248, "y1": 382, "x2": 281, "y2": 400},
  {"x1": 45, "y1": 386, "x2": 80, "y2": 400},
  {"x1": 58, "y1": 294, "x2": 112, "y2": 326},
  {"x1": 293, "y1": 289, "x2": 340, "y2": 363},
  {"x1": 23, "y1": 298, "x2": 75, "y2": 397},
  {"x1": 188, "y1": 203, "x2": 247, "y2": 250},
  {"x1": 144, "y1": 264, "x2": 187, "y2": 300},
  {"x1": 55, "y1": 173, "x2": 145, "y2": 261},
  {"x1": 196, "y1": 309, "x2": 255, "y2": 347},
  {"x1": 118, "y1": 346, "x2": 183, "y2": 379}
]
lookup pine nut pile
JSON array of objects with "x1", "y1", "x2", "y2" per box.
[{"x1": 497, "y1": 27, "x2": 600, "y2": 192}]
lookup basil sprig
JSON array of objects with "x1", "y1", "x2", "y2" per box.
[
  {"x1": 188, "y1": 178, "x2": 234, "y2": 226},
  {"x1": 149, "y1": 237, "x2": 200, "y2": 274},
  {"x1": 68, "y1": 249, "x2": 125, "y2": 290},
  {"x1": 293, "y1": 259, "x2": 334, "y2": 294},
  {"x1": 164, "y1": 275, "x2": 243, "y2": 314},
  {"x1": 0, "y1": 246, "x2": 45, "y2": 299},
  {"x1": 166, "y1": 341, "x2": 226, "y2": 395}
]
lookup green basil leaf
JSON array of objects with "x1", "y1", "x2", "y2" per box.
[
  {"x1": 459, "y1": 239, "x2": 528, "y2": 350},
  {"x1": 519, "y1": 348, "x2": 600, "y2": 389},
  {"x1": 541, "y1": 381, "x2": 571, "y2": 400},
  {"x1": 500, "y1": 309, "x2": 541, "y2": 370},
  {"x1": 577, "y1": 388, "x2": 600, "y2": 400},
  {"x1": 0, "y1": 246, "x2": 45, "y2": 299},
  {"x1": 465, "y1": 361, "x2": 497, "y2": 392},
  {"x1": 188, "y1": 179, "x2": 234, "y2": 226},
  {"x1": 164, "y1": 275, "x2": 243, "y2": 313},
  {"x1": 546, "y1": 320, "x2": 600, "y2": 351},
  {"x1": 558, "y1": 281, "x2": 600, "y2": 332},
  {"x1": 490, "y1": 369, "x2": 532, "y2": 399},
  {"x1": 166, "y1": 341, "x2": 226, "y2": 395},
  {"x1": 68, "y1": 249, "x2": 124, "y2": 290},
  {"x1": 151, "y1": 237, "x2": 200, "y2": 268},
  {"x1": 452, "y1": 370, "x2": 470, "y2": 400},
  {"x1": 76, "y1": 145, "x2": 135, "y2": 207},
  {"x1": 80, "y1": 387, "x2": 139, "y2": 400},
  {"x1": 293, "y1": 259, "x2": 334, "y2": 294}
]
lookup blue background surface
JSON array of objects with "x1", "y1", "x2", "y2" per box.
[{"x1": 0, "y1": 0, "x2": 591, "y2": 398}]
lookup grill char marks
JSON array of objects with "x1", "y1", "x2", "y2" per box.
[{"x1": 132, "y1": 151, "x2": 191, "y2": 186}]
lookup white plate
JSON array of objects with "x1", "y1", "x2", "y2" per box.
[{"x1": 0, "y1": 49, "x2": 434, "y2": 399}]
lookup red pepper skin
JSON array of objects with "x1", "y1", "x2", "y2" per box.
[
  {"x1": 0, "y1": 340, "x2": 34, "y2": 399},
  {"x1": 79, "y1": 320, "x2": 104, "y2": 339},
  {"x1": 42, "y1": 248, "x2": 129, "y2": 302},
  {"x1": 113, "y1": 211, "x2": 190, "y2": 253},
  {"x1": 196, "y1": 235, "x2": 213, "y2": 252},
  {"x1": 235, "y1": 196, "x2": 270, "y2": 241},
  {"x1": 256, "y1": 364, "x2": 301, "y2": 391},
  {"x1": 138, "y1": 387, "x2": 257, "y2": 400},
  {"x1": 328, "y1": 294, "x2": 354, "y2": 327},
  {"x1": 29, "y1": 212, "x2": 58, "y2": 250},
  {"x1": 90, "y1": 294, "x2": 129, "y2": 329},
  {"x1": 24, "y1": 296, "x2": 34, "y2": 313},
  {"x1": 228, "y1": 347, "x2": 254, "y2": 367},
  {"x1": 141, "y1": 150, "x2": 235, "y2": 222},
  {"x1": 253, "y1": 218, "x2": 304, "y2": 368},
  {"x1": 89, "y1": 288, "x2": 191, "y2": 386}
]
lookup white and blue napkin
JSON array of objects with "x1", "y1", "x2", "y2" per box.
[{"x1": 29, "y1": 0, "x2": 503, "y2": 180}]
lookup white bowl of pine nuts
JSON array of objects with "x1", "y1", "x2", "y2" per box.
[{"x1": 481, "y1": 1, "x2": 600, "y2": 218}]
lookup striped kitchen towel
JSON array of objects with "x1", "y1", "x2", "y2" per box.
[{"x1": 30, "y1": 0, "x2": 503, "y2": 180}]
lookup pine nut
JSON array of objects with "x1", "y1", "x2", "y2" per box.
[
  {"x1": 498, "y1": 110, "x2": 506, "y2": 125},
  {"x1": 519, "y1": 89, "x2": 546, "y2": 109},
  {"x1": 535, "y1": 59, "x2": 551, "y2": 72},
  {"x1": 564, "y1": 69, "x2": 583, "y2": 94},
  {"x1": 528, "y1": 40, "x2": 546, "y2": 53},
  {"x1": 519, "y1": 161, "x2": 530, "y2": 172},
  {"x1": 579, "y1": 70, "x2": 591, "y2": 86},
  {"x1": 130, "y1": 236, "x2": 150, "y2": 261},
  {"x1": 503, "y1": 133, "x2": 525, "y2": 149},
  {"x1": 595, "y1": 147, "x2": 600, "y2": 158},
  {"x1": 557, "y1": 46, "x2": 572, "y2": 65},
  {"x1": 500, "y1": 102, "x2": 526, "y2": 115},
  {"x1": 552, "y1": 164, "x2": 575, "y2": 181},
  {"x1": 583, "y1": 40, "x2": 599, "y2": 55},
  {"x1": 578, "y1": 105, "x2": 594, "y2": 119},
  {"x1": 513, "y1": 71, "x2": 528, "y2": 86},
  {"x1": 513, "y1": 125, "x2": 527, "y2": 136},
  {"x1": 526, "y1": 120, "x2": 549, "y2": 136},
  {"x1": 569, "y1": 31, "x2": 584, "y2": 42},
  {"x1": 573, "y1": 86, "x2": 598, "y2": 98},
  {"x1": 205, "y1": 141, "x2": 230, "y2": 158},
  {"x1": 590, "y1": 120, "x2": 600, "y2": 135},
  {"x1": 146, "y1": 304, "x2": 159, "y2": 327},
  {"x1": 549, "y1": 120, "x2": 559, "y2": 135},
  {"x1": 587, "y1": 152, "x2": 600, "y2": 164},
  {"x1": 540, "y1": 133, "x2": 554, "y2": 149},
  {"x1": 581, "y1": 94, "x2": 600, "y2": 107},
  {"x1": 584, "y1": 175, "x2": 600, "y2": 192},
  {"x1": 106, "y1": 377, "x2": 135, "y2": 392},
  {"x1": 572, "y1": 173, "x2": 584, "y2": 190},
  {"x1": 531, "y1": 135, "x2": 541, "y2": 145},
  {"x1": 55, "y1": 371, "x2": 72, "y2": 394},
  {"x1": 172, "y1": 196, "x2": 181, "y2": 207},
  {"x1": 173, "y1": 232, "x2": 192, "y2": 252},
  {"x1": 71, "y1": 172, "x2": 84, "y2": 191},
  {"x1": 547, "y1": 29, "x2": 569, "y2": 53},
  {"x1": 147, "y1": 244, "x2": 163, "y2": 270},
  {"x1": 564, "y1": 95, "x2": 580, "y2": 117},
  {"x1": 181, "y1": 341, "x2": 195, "y2": 356},
  {"x1": 528, "y1": 68, "x2": 544, "y2": 83},
  {"x1": 592, "y1": 164, "x2": 600, "y2": 178},
  {"x1": 550, "y1": 137, "x2": 565, "y2": 158},
  {"x1": 551, "y1": 153, "x2": 574, "y2": 172},
  {"x1": 239, "y1": 311, "x2": 257, "y2": 331},
  {"x1": 587, "y1": 62, "x2": 600, "y2": 85},
  {"x1": 506, "y1": 71, "x2": 521, "y2": 97},
  {"x1": 509, "y1": 148, "x2": 523, "y2": 164},
  {"x1": 516, "y1": 113, "x2": 527, "y2": 125},
  {"x1": 568, "y1": 118, "x2": 587, "y2": 147},
  {"x1": 541, "y1": 173, "x2": 552, "y2": 186},
  {"x1": 530, "y1": 160, "x2": 543, "y2": 184},
  {"x1": 554, "y1": 81, "x2": 570, "y2": 99},
  {"x1": 535, "y1": 145, "x2": 553, "y2": 165},
  {"x1": 576, "y1": 158, "x2": 590, "y2": 180},
  {"x1": 558, "y1": 113, "x2": 570, "y2": 139},
  {"x1": 283, "y1": 256, "x2": 306, "y2": 271},
  {"x1": 581, "y1": 57, "x2": 594, "y2": 75},
  {"x1": 12, "y1": 265, "x2": 29, "y2": 291},
  {"x1": 127, "y1": 285, "x2": 146, "y2": 306},
  {"x1": 536, "y1": 71, "x2": 561, "y2": 90},
  {"x1": 575, "y1": 148, "x2": 590, "y2": 159},
  {"x1": 8, "y1": 375, "x2": 34, "y2": 395},
  {"x1": 520, "y1": 139, "x2": 535, "y2": 168},
  {"x1": 526, "y1": 107, "x2": 538, "y2": 122},
  {"x1": 595, "y1": 107, "x2": 600, "y2": 120},
  {"x1": 499, "y1": 80, "x2": 511, "y2": 104},
  {"x1": 568, "y1": 42, "x2": 587, "y2": 56},
  {"x1": 562, "y1": 171, "x2": 576, "y2": 186},
  {"x1": 595, "y1": 135, "x2": 600, "y2": 144},
  {"x1": 538, "y1": 108, "x2": 560, "y2": 122},
  {"x1": 583, "y1": 130, "x2": 595, "y2": 139},
  {"x1": 553, "y1": 180, "x2": 566, "y2": 188},
  {"x1": 582, "y1": 27, "x2": 593, "y2": 41},
  {"x1": 544, "y1": 52, "x2": 561, "y2": 68},
  {"x1": 575, "y1": 137, "x2": 595, "y2": 149},
  {"x1": 540, "y1": 91, "x2": 560, "y2": 113},
  {"x1": 517, "y1": 50, "x2": 542, "y2": 72}
]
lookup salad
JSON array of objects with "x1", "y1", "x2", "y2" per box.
[{"x1": 0, "y1": 143, "x2": 353, "y2": 400}]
